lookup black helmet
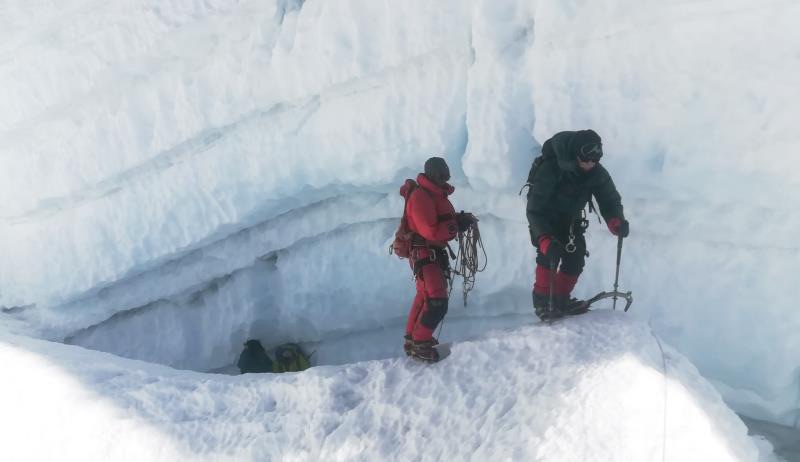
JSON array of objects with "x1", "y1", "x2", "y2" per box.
[
  {"x1": 571, "y1": 129, "x2": 603, "y2": 162},
  {"x1": 424, "y1": 156, "x2": 451, "y2": 184}
]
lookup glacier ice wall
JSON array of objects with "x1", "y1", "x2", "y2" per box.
[{"x1": 1, "y1": 0, "x2": 799, "y2": 427}]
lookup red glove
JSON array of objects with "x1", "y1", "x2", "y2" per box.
[
  {"x1": 538, "y1": 235, "x2": 551, "y2": 255},
  {"x1": 538, "y1": 235, "x2": 562, "y2": 263},
  {"x1": 607, "y1": 218, "x2": 630, "y2": 237}
]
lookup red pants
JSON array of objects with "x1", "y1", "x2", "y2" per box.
[
  {"x1": 533, "y1": 264, "x2": 579, "y2": 297},
  {"x1": 405, "y1": 248, "x2": 449, "y2": 341}
]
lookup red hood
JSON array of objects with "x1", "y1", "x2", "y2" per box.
[
  {"x1": 399, "y1": 178, "x2": 416, "y2": 199},
  {"x1": 416, "y1": 173, "x2": 454, "y2": 197},
  {"x1": 399, "y1": 175, "x2": 455, "y2": 199}
]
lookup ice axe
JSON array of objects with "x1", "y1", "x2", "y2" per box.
[
  {"x1": 612, "y1": 221, "x2": 629, "y2": 310},
  {"x1": 581, "y1": 231, "x2": 633, "y2": 313},
  {"x1": 612, "y1": 235, "x2": 623, "y2": 310},
  {"x1": 549, "y1": 257, "x2": 557, "y2": 316},
  {"x1": 547, "y1": 240, "x2": 563, "y2": 317}
]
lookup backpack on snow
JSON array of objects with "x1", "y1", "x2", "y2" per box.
[
  {"x1": 237, "y1": 339, "x2": 274, "y2": 374},
  {"x1": 272, "y1": 343, "x2": 311, "y2": 373}
]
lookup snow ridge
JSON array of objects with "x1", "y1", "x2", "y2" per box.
[{"x1": 0, "y1": 311, "x2": 759, "y2": 461}]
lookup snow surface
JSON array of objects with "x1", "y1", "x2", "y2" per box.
[
  {"x1": 0, "y1": 312, "x2": 769, "y2": 461},
  {"x1": 1, "y1": 0, "x2": 798, "y2": 459}
]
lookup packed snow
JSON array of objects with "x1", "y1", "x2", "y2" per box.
[
  {"x1": 0, "y1": 312, "x2": 771, "y2": 461},
  {"x1": 1, "y1": 0, "x2": 798, "y2": 460}
]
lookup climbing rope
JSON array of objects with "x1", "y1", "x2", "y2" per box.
[
  {"x1": 649, "y1": 322, "x2": 669, "y2": 462},
  {"x1": 451, "y1": 220, "x2": 487, "y2": 306},
  {"x1": 436, "y1": 219, "x2": 487, "y2": 340}
]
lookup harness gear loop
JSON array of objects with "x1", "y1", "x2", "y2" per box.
[
  {"x1": 565, "y1": 222, "x2": 578, "y2": 254},
  {"x1": 588, "y1": 197, "x2": 602, "y2": 224},
  {"x1": 580, "y1": 209, "x2": 590, "y2": 231},
  {"x1": 412, "y1": 246, "x2": 451, "y2": 284}
]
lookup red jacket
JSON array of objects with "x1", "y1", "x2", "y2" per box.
[{"x1": 401, "y1": 173, "x2": 457, "y2": 247}]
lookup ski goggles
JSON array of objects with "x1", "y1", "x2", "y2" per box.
[{"x1": 577, "y1": 142, "x2": 603, "y2": 162}]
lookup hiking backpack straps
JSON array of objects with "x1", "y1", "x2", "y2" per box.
[
  {"x1": 518, "y1": 154, "x2": 546, "y2": 196},
  {"x1": 389, "y1": 180, "x2": 418, "y2": 259},
  {"x1": 389, "y1": 180, "x2": 441, "y2": 259},
  {"x1": 520, "y1": 149, "x2": 602, "y2": 224}
]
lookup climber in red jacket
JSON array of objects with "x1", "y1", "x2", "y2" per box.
[{"x1": 400, "y1": 157, "x2": 474, "y2": 362}]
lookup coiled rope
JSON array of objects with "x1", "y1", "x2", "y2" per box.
[
  {"x1": 451, "y1": 221, "x2": 487, "y2": 306},
  {"x1": 436, "y1": 220, "x2": 487, "y2": 340}
]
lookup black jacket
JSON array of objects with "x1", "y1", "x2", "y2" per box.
[{"x1": 526, "y1": 131, "x2": 624, "y2": 245}]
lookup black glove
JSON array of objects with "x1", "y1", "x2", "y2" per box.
[{"x1": 456, "y1": 211, "x2": 476, "y2": 233}]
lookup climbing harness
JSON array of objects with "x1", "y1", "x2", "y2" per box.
[{"x1": 564, "y1": 215, "x2": 590, "y2": 254}]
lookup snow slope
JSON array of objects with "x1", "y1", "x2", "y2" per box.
[{"x1": 0, "y1": 312, "x2": 766, "y2": 462}]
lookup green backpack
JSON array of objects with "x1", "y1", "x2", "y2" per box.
[{"x1": 272, "y1": 343, "x2": 311, "y2": 373}]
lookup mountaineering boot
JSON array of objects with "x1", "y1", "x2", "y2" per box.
[
  {"x1": 405, "y1": 335, "x2": 438, "y2": 356},
  {"x1": 556, "y1": 295, "x2": 589, "y2": 316},
  {"x1": 404, "y1": 334, "x2": 413, "y2": 356},
  {"x1": 532, "y1": 291, "x2": 563, "y2": 321},
  {"x1": 552, "y1": 272, "x2": 585, "y2": 316},
  {"x1": 409, "y1": 339, "x2": 440, "y2": 362}
]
